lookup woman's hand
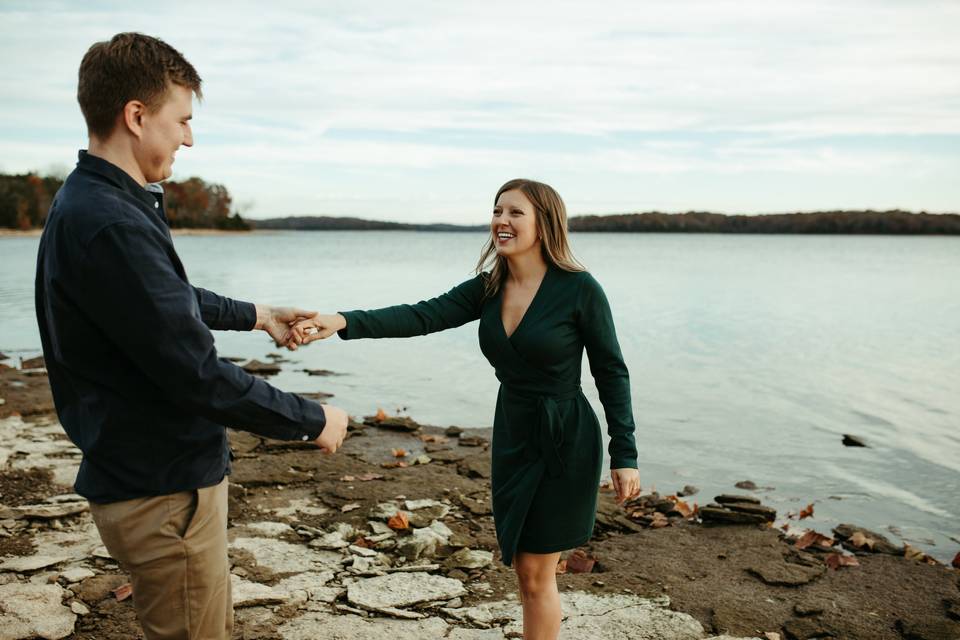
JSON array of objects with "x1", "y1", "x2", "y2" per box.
[
  {"x1": 611, "y1": 467, "x2": 641, "y2": 504},
  {"x1": 291, "y1": 313, "x2": 347, "y2": 345}
]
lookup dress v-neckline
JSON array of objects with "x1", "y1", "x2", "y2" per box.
[{"x1": 499, "y1": 266, "x2": 551, "y2": 340}]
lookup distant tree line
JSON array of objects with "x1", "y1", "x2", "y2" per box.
[
  {"x1": 253, "y1": 216, "x2": 484, "y2": 231},
  {"x1": 568, "y1": 210, "x2": 960, "y2": 234},
  {"x1": 0, "y1": 172, "x2": 249, "y2": 230}
]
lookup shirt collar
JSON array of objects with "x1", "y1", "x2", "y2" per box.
[{"x1": 76, "y1": 150, "x2": 161, "y2": 211}]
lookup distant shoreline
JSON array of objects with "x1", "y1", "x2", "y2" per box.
[{"x1": 5, "y1": 209, "x2": 960, "y2": 236}]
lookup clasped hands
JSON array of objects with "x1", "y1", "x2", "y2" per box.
[
  {"x1": 253, "y1": 305, "x2": 344, "y2": 350},
  {"x1": 253, "y1": 305, "x2": 348, "y2": 453}
]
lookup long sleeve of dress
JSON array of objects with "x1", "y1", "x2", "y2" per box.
[
  {"x1": 338, "y1": 274, "x2": 486, "y2": 340},
  {"x1": 578, "y1": 274, "x2": 638, "y2": 469}
]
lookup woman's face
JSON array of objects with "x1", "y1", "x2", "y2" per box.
[{"x1": 491, "y1": 189, "x2": 540, "y2": 257}]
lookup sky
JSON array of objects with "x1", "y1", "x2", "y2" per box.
[{"x1": 1, "y1": 0, "x2": 958, "y2": 223}]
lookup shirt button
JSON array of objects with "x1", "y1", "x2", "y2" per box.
[
  {"x1": 301, "y1": 435, "x2": 309, "y2": 441},
  {"x1": 154, "y1": 202, "x2": 159, "y2": 208}
]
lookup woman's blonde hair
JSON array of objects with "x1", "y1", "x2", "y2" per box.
[{"x1": 475, "y1": 178, "x2": 585, "y2": 297}]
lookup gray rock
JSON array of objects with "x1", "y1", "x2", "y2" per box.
[
  {"x1": 448, "y1": 629, "x2": 506, "y2": 639},
  {"x1": 278, "y1": 611, "x2": 448, "y2": 640},
  {"x1": 699, "y1": 506, "x2": 768, "y2": 525},
  {"x1": 347, "y1": 571, "x2": 467, "y2": 611},
  {"x1": 677, "y1": 485, "x2": 699, "y2": 497},
  {"x1": 231, "y1": 575, "x2": 288, "y2": 607},
  {"x1": 734, "y1": 480, "x2": 758, "y2": 490},
  {"x1": 408, "y1": 504, "x2": 450, "y2": 528},
  {"x1": 832, "y1": 523, "x2": 900, "y2": 555},
  {"x1": 0, "y1": 502, "x2": 88, "y2": 521},
  {"x1": 714, "y1": 494, "x2": 761, "y2": 505},
  {"x1": 842, "y1": 434, "x2": 867, "y2": 447},
  {"x1": 444, "y1": 548, "x2": 494, "y2": 570},
  {"x1": 445, "y1": 426, "x2": 464, "y2": 437},
  {"x1": 230, "y1": 537, "x2": 343, "y2": 575},
  {"x1": 0, "y1": 555, "x2": 71, "y2": 573},
  {"x1": 458, "y1": 454, "x2": 491, "y2": 479},
  {"x1": 0, "y1": 583, "x2": 76, "y2": 640},
  {"x1": 783, "y1": 616, "x2": 838, "y2": 639},
  {"x1": 69, "y1": 600, "x2": 90, "y2": 615},
  {"x1": 722, "y1": 502, "x2": 776, "y2": 522},
  {"x1": 395, "y1": 521, "x2": 453, "y2": 560},
  {"x1": 59, "y1": 568, "x2": 95, "y2": 584},
  {"x1": 243, "y1": 521, "x2": 293, "y2": 537},
  {"x1": 747, "y1": 562, "x2": 824, "y2": 586}
]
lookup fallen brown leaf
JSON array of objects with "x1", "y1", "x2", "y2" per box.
[
  {"x1": 566, "y1": 549, "x2": 596, "y2": 574},
  {"x1": 391, "y1": 448, "x2": 408, "y2": 458},
  {"x1": 352, "y1": 536, "x2": 374, "y2": 548},
  {"x1": 380, "y1": 461, "x2": 408, "y2": 469},
  {"x1": 952, "y1": 551, "x2": 960, "y2": 569},
  {"x1": 670, "y1": 497, "x2": 694, "y2": 518},
  {"x1": 113, "y1": 583, "x2": 133, "y2": 601},
  {"x1": 849, "y1": 531, "x2": 876, "y2": 551},
  {"x1": 387, "y1": 511, "x2": 409, "y2": 531},
  {"x1": 795, "y1": 530, "x2": 834, "y2": 550},
  {"x1": 357, "y1": 473, "x2": 384, "y2": 481},
  {"x1": 903, "y1": 544, "x2": 923, "y2": 561},
  {"x1": 825, "y1": 553, "x2": 859, "y2": 570},
  {"x1": 650, "y1": 512, "x2": 670, "y2": 529},
  {"x1": 799, "y1": 503, "x2": 814, "y2": 520},
  {"x1": 374, "y1": 408, "x2": 387, "y2": 422},
  {"x1": 419, "y1": 434, "x2": 449, "y2": 444}
]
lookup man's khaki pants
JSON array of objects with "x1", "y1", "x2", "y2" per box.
[{"x1": 89, "y1": 478, "x2": 232, "y2": 640}]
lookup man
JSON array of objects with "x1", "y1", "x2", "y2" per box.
[{"x1": 34, "y1": 32, "x2": 348, "y2": 639}]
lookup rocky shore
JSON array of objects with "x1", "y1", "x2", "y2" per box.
[{"x1": 0, "y1": 354, "x2": 958, "y2": 640}]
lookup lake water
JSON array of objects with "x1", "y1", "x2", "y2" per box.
[{"x1": 2, "y1": 231, "x2": 958, "y2": 561}]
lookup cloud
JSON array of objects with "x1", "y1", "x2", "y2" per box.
[{"x1": 1, "y1": 0, "x2": 958, "y2": 219}]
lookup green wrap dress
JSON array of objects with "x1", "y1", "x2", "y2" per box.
[{"x1": 338, "y1": 265, "x2": 638, "y2": 566}]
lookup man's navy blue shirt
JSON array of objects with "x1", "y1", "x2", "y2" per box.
[{"x1": 35, "y1": 151, "x2": 326, "y2": 503}]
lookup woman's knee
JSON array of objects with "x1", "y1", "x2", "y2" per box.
[{"x1": 514, "y1": 553, "x2": 558, "y2": 595}]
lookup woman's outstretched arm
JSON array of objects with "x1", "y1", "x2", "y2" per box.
[{"x1": 294, "y1": 274, "x2": 486, "y2": 344}]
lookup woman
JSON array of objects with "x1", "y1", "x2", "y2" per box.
[{"x1": 293, "y1": 179, "x2": 641, "y2": 639}]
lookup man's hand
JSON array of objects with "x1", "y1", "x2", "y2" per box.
[
  {"x1": 611, "y1": 467, "x2": 641, "y2": 504},
  {"x1": 291, "y1": 313, "x2": 347, "y2": 346},
  {"x1": 255, "y1": 305, "x2": 317, "y2": 350},
  {"x1": 314, "y1": 404, "x2": 349, "y2": 453}
]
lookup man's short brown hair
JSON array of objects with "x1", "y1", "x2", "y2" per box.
[{"x1": 77, "y1": 32, "x2": 202, "y2": 140}]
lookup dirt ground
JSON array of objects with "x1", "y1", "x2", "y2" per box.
[{"x1": 1, "y1": 361, "x2": 958, "y2": 640}]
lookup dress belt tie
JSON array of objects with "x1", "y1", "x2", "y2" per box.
[{"x1": 508, "y1": 386, "x2": 581, "y2": 479}]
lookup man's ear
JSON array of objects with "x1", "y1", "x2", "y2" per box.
[{"x1": 121, "y1": 100, "x2": 147, "y2": 139}]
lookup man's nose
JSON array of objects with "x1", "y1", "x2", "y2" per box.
[{"x1": 182, "y1": 125, "x2": 194, "y2": 147}]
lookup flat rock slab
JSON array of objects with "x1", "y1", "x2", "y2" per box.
[
  {"x1": 231, "y1": 575, "x2": 288, "y2": 607},
  {"x1": 0, "y1": 502, "x2": 88, "y2": 520},
  {"x1": 347, "y1": 571, "x2": 466, "y2": 610},
  {"x1": 279, "y1": 611, "x2": 449, "y2": 640},
  {"x1": 0, "y1": 554, "x2": 71, "y2": 572},
  {"x1": 230, "y1": 537, "x2": 342, "y2": 575},
  {"x1": 0, "y1": 583, "x2": 76, "y2": 640},
  {"x1": 451, "y1": 592, "x2": 763, "y2": 640},
  {"x1": 748, "y1": 562, "x2": 825, "y2": 586}
]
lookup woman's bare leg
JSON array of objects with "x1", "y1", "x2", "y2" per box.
[{"x1": 514, "y1": 551, "x2": 562, "y2": 640}]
